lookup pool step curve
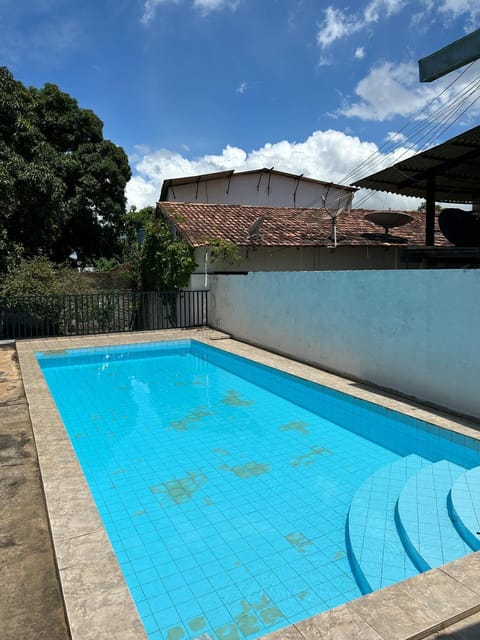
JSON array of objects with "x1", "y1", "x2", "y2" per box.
[
  {"x1": 449, "y1": 465, "x2": 480, "y2": 551},
  {"x1": 346, "y1": 454, "x2": 429, "y2": 594},
  {"x1": 396, "y1": 460, "x2": 473, "y2": 572},
  {"x1": 347, "y1": 457, "x2": 480, "y2": 595}
]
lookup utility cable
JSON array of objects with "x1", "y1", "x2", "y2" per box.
[{"x1": 341, "y1": 61, "x2": 480, "y2": 185}]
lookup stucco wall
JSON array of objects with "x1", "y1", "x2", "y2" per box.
[
  {"x1": 190, "y1": 245, "x2": 403, "y2": 289},
  {"x1": 165, "y1": 172, "x2": 352, "y2": 209},
  {"x1": 210, "y1": 270, "x2": 480, "y2": 419}
]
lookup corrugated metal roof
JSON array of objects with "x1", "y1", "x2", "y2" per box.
[
  {"x1": 352, "y1": 125, "x2": 480, "y2": 203},
  {"x1": 158, "y1": 201, "x2": 450, "y2": 248}
]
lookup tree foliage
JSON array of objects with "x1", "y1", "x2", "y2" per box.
[
  {"x1": 0, "y1": 67, "x2": 131, "y2": 264},
  {"x1": 1, "y1": 256, "x2": 92, "y2": 298},
  {"x1": 139, "y1": 214, "x2": 197, "y2": 291},
  {"x1": 207, "y1": 238, "x2": 242, "y2": 264},
  {"x1": 0, "y1": 229, "x2": 23, "y2": 274}
]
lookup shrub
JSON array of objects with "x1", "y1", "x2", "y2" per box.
[
  {"x1": 1, "y1": 256, "x2": 91, "y2": 297},
  {"x1": 0, "y1": 257, "x2": 94, "y2": 336}
]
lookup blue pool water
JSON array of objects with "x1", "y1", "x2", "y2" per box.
[{"x1": 37, "y1": 340, "x2": 480, "y2": 640}]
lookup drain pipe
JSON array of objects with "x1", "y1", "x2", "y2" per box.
[{"x1": 204, "y1": 248, "x2": 209, "y2": 290}]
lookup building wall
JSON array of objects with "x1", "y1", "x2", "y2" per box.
[
  {"x1": 189, "y1": 245, "x2": 402, "y2": 289},
  {"x1": 165, "y1": 172, "x2": 353, "y2": 211},
  {"x1": 209, "y1": 269, "x2": 480, "y2": 419}
]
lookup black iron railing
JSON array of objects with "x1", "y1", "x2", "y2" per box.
[{"x1": 0, "y1": 290, "x2": 208, "y2": 340}]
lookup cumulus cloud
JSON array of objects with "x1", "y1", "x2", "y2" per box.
[
  {"x1": 339, "y1": 59, "x2": 480, "y2": 122},
  {"x1": 142, "y1": 0, "x2": 238, "y2": 24},
  {"x1": 354, "y1": 47, "x2": 365, "y2": 59},
  {"x1": 340, "y1": 62, "x2": 431, "y2": 120},
  {"x1": 126, "y1": 129, "x2": 423, "y2": 211}
]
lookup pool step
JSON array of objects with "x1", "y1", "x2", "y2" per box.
[
  {"x1": 396, "y1": 460, "x2": 472, "y2": 571},
  {"x1": 449, "y1": 465, "x2": 480, "y2": 551},
  {"x1": 346, "y1": 454, "x2": 429, "y2": 594}
]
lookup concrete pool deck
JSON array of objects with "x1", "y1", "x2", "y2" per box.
[{"x1": 10, "y1": 328, "x2": 480, "y2": 640}]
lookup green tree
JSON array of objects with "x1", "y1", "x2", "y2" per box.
[
  {"x1": 0, "y1": 67, "x2": 131, "y2": 265},
  {"x1": 140, "y1": 216, "x2": 196, "y2": 291},
  {"x1": 0, "y1": 229, "x2": 23, "y2": 274}
]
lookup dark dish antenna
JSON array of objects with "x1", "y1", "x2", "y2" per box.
[
  {"x1": 364, "y1": 211, "x2": 413, "y2": 235},
  {"x1": 247, "y1": 216, "x2": 264, "y2": 241}
]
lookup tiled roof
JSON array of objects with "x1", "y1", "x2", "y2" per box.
[{"x1": 158, "y1": 201, "x2": 451, "y2": 248}]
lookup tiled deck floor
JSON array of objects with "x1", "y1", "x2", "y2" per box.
[{"x1": 10, "y1": 329, "x2": 480, "y2": 640}]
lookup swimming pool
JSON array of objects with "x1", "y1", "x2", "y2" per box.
[{"x1": 37, "y1": 339, "x2": 480, "y2": 640}]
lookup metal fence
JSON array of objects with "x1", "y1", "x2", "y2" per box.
[{"x1": 0, "y1": 290, "x2": 208, "y2": 340}]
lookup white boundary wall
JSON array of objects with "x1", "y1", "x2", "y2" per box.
[{"x1": 210, "y1": 270, "x2": 480, "y2": 419}]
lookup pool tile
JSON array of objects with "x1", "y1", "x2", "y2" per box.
[{"x1": 33, "y1": 336, "x2": 480, "y2": 640}]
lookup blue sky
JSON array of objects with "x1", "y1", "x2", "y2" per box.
[{"x1": 1, "y1": 0, "x2": 479, "y2": 209}]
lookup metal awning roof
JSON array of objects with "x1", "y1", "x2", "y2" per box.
[{"x1": 352, "y1": 125, "x2": 480, "y2": 204}]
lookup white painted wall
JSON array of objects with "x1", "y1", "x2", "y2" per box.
[
  {"x1": 209, "y1": 270, "x2": 480, "y2": 419},
  {"x1": 190, "y1": 245, "x2": 403, "y2": 289},
  {"x1": 165, "y1": 172, "x2": 353, "y2": 210}
]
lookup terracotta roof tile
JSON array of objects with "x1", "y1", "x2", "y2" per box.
[{"x1": 157, "y1": 201, "x2": 451, "y2": 248}]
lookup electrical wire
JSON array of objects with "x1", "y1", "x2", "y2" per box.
[
  {"x1": 347, "y1": 72, "x2": 480, "y2": 185},
  {"x1": 351, "y1": 72, "x2": 480, "y2": 210},
  {"x1": 340, "y1": 61, "x2": 480, "y2": 187}
]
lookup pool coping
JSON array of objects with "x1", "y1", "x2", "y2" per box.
[{"x1": 15, "y1": 328, "x2": 480, "y2": 640}]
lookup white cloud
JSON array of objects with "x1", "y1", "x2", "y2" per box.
[
  {"x1": 317, "y1": 0, "x2": 404, "y2": 49},
  {"x1": 354, "y1": 47, "x2": 365, "y2": 59},
  {"x1": 193, "y1": 0, "x2": 239, "y2": 13},
  {"x1": 317, "y1": 0, "x2": 478, "y2": 49},
  {"x1": 142, "y1": 0, "x2": 238, "y2": 24},
  {"x1": 142, "y1": 0, "x2": 178, "y2": 25},
  {"x1": 363, "y1": 0, "x2": 405, "y2": 22},
  {"x1": 438, "y1": 0, "x2": 480, "y2": 28},
  {"x1": 236, "y1": 81, "x2": 248, "y2": 94},
  {"x1": 317, "y1": 7, "x2": 360, "y2": 49},
  {"x1": 412, "y1": 0, "x2": 480, "y2": 30},
  {"x1": 340, "y1": 62, "x2": 432, "y2": 120},
  {"x1": 386, "y1": 131, "x2": 408, "y2": 143},
  {"x1": 339, "y1": 59, "x2": 480, "y2": 122},
  {"x1": 126, "y1": 129, "x2": 423, "y2": 211}
]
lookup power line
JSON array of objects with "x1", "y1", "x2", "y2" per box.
[{"x1": 340, "y1": 61, "x2": 480, "y2": 188}]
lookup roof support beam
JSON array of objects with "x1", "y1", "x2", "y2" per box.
[
  {"x1": 425, "y1": 177, "x2": 436, "y2": 246},
  {"x1": 419, "y1": 29, "x2": 480, "y2": 82}
]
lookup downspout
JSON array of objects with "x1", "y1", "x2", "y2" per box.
[{"x1": 204, "y1": 248, "x2": 209, "y2": 290}]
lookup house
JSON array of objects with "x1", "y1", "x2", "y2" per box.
[
  {"x1": 157, "y1": 201, "x2": 451, "y2": 289},
  {"x1": 160, "y1": 167, "x2": 356, "y2": 212}
]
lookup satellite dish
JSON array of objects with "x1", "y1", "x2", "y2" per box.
[
  {"x1": 247, "y1": 216, "x2": 264, "y2": 240},
  {"x1": 438, "y1": 208, "x2": 480, "y2": 246},
  {"x1": 364, "y1": 211, "x2": 413, "y2": 235}
]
